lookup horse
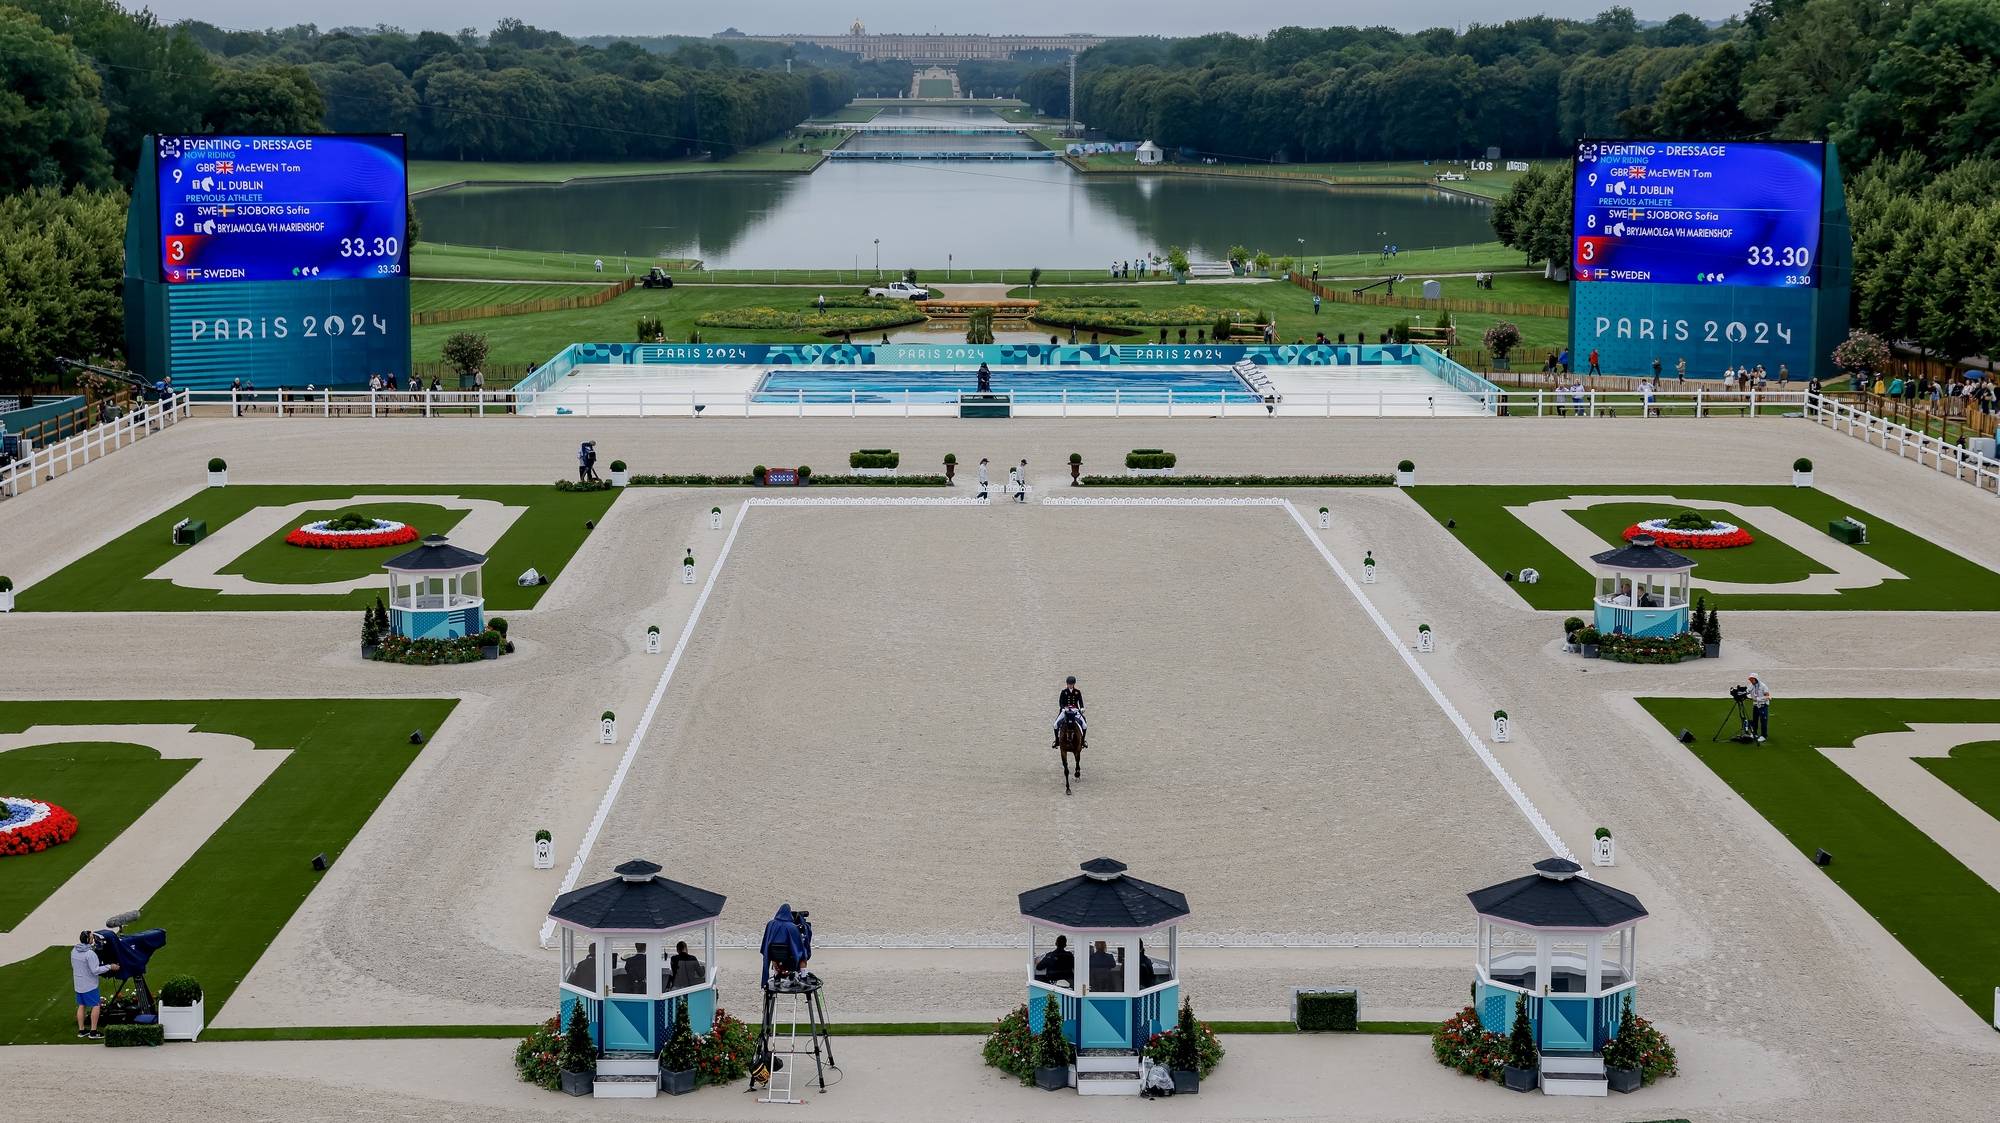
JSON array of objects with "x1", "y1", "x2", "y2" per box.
[{"x1": 1054, "y1": 709, "x2": 1084, "y2": 794}]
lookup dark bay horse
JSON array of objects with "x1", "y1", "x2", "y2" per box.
[{"x1": 1055, "y1": 709, "x2": 1084, "y2": 794}]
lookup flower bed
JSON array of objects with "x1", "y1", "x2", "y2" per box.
[
  {"x1": 981, "y1": 1004, "x2": 1037, "y2": 1083},
  {"x1": 1142, "y1": 1015, "x2": 1225, "y2": 1077},
  {"x1": 0, "y1": 796, "x2": 79, "y2": 857},
  {"x1": 1430, "y1": 1005, "x2": 1506, "y2": 1080},
  {"x1": 1597, "y1": 631, "x2": 1704, "y2": 663},
  {"x1": 1623, "y1": 517, "x2": 1752, "y2": 549},
  {"x1": 285, "y1": 516, "x2": 419, "y2": 550},
  {"x1": 369, "y1": 634, "x2": 486, "y2": 665}
]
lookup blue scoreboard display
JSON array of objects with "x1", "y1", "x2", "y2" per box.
[
  {"x1": 1568, "y1": 139, "x2": 1849, "y2": 381},
  {"x1": 126, "y1": 134, "x2": 411, "y2": 390},
  {"x1": 1572, "y1": 141, "x2": 1824, "y2": 289},
  {"x1": 156, "y1": 134, "x2": 407, "y2": 285}
]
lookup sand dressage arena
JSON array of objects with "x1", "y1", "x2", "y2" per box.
[
  {"x1": 590, "y1": 502, "x2": 1537, "y2": 948},
  {"x1": 3, "y1": 414, "x2": 2000, "y2": 1121}
]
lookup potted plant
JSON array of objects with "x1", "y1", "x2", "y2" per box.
[
  {"x1": 1593, "y1": 826, "x2": 1616, "y2": 866},
  {"x1": 797, "y1": 464, "x2": 812, "y2": 485},
  {"x1": 533, "y1": 828, "x2": 554, "y2": 869},
  {"x1": 943, "y1": 453, "x2": 957, "y2": 484},
  {"x1": 1395, "y1": 459, "x2": 1415, "y2": 487},
  {"x1": 1601, "y1": 996, "x2": 1643, "y2": 1093},
  {"x1": 849, "y1": 449, "x2": 899, "y2": 477},
  {"x1": 1492, "y1": 710, "x2": 1510, "y2": 742},
  {"x1": 1576, "y1": 626, "x2": 1602, "y2": 658},
  {"x1": 600, "y1": 710, "x2": 616, "y2": 744},
  {"x1": 1317, "y1": 506, "x2": 1330, "y2": 529},
  {"x1": 753, "y1": 465, "x2": 768, "y2": 486},
  {"x1": 158, "y1": 975, "x2": 204, "y2": 1041},
  {"x1": 659, "y1": 997, "x2": 699, "y2": 1094},
  {"x1": 1068, "y1": 452, "x2": 1082, "y2": 485},
  {"x1": 0, "y1": 575, "x2": 14, "y2": 613},
  {"x1": 609, "y1": 459, "x2": 629, "y2": 487},
  {"x1": 489, "y1": 616, "x2": 508, "y2": 638},
  {"x1": 1125, "y1": 448, "x2": 1176, "y2": 476},
  {"x1": 646, "y1": 623, "x2": 662, "y2": 653},
  {"x1": 1168, "y1": 996, "x2": 1202, "y2": 1094},
  {"x1": 478, "y1": 628, "x2": 503, "y2": 660},
  {"x1": 1562, "y1": 616, "x2": 1585, "y2": 651},
  {"x1": 361, "y1": 604, "x2": 382, "y2": 658},
  {"x1": 1417, "y1": 622, "x2": 1433, "y2": 652},
  {"x1": 1690, "y1": 598, "x2": 1707, "y2": 646},
  {"x1": 683, "y1": 549, "x2": 696, "y2": 583},
  {"x1": 206, "y1": 457, "x2": 227, "y2": 487},
  {"x1": 710, "y1": 505, "x2": 723, "y2": 529},
  {"x1": 1792, "y1": 457, "x2": 1813, "y2": 487},
  {"x1": 559, "y1": 1002, "x2": 596, "y2": 1095},
  {"x1": 1701, "y1": 609, "x2": 1721, "y2": 658},
  {"x1": 1502, "y1": 992, "x2": 1537, "y2": 1091},
  {"x1": 1032, "y1": 993, "x2": 1073, "y2": 1091}
]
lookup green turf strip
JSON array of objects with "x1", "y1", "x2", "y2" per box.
[
  {"x1": 0, "y1": 743, "x2": 195, "y2": 929},
  {"x1": 1638, "y1": 697, "x2": 2000, "y2": 1017},
  {"x1": 218, "y1": 503, "x2": 469, "y2": 584},
  {"x1": 1916, "y1": 740, "x2": 2000, "y2": 826},
  {"x1": 0, "y1": 699, "x2": 456, "y2": 1045},
  {"x1": 1564, "y1": 503, "x2": 1830, "y2": 585},
  {"x1": 1408, "y1": 485, "x2": 2000, "y2": 611},
  {"x1": 18, "y1": 485, "x2": 616, "y2": 612}
]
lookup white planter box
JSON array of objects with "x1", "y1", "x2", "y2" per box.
[
  {"x1": 160, "y1": 998, "x2": 203, "y2": 1041},
  {"x1": 710, "y1": 510, "x2": 723, "y2": 530},
  {"x1": 599, "y1": 718, "x2": 616, "y2": 745},
  {"x1": 0, "y1": 589, "x2": 12, "y2": 613},
  {"x1": 610, "y1": 470, "x2": 629, "y2": 487},
  {"x1": 682, "y1": 564, "x2": 695, "y2": 585},
  {"x1": 534, "y1": 837, "x2": 554, "y2": 869},
  {"x1": 1395, "y1": 470, "x2": 1415, "y2": 487},
  {"x1": 207, "y1": 470, "x2": 227, "y2": 488},
  {"x1": 1126, "y1": 467, "x2": 1176, "y2": 477},
  {"x1": 1318, "y1": 511, "x2": 1329, "y2": 529},
  {"x1": 1492, "y1": 716, "x2": 1510, "y2": 743},
  {"x1": 854, "y1": 466, "x2": 898, "y2": 477},
  {"x1": 645, "y1": 631, "x2": 662, "y2": 654},
  {"x1": 1416, "y1": 629, "x2": 1434, "y2": 653},
  {"x1": 1593, "y1": 836, "x2": 1615, "y2": 867},
  {"x1": 1362, "y1": 563, "x2": 1376, "y2": 584},
  {"x1": 1793, "y1": 470, "x2": 1813, "y2": 488}
]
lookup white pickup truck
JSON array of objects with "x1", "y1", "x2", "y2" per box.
[{"x1": 866, "y1": 281, "x2": 933, "y2": 301}]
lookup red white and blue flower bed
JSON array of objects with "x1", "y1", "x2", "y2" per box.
[
  {"x1": 0, "y1": 796, "x2": 79, "y2": 856},
  {"x1": 1622, "y1": 519, "x2": 1753, "y2": 549},
  {"x1": 284, "y1": 518, "x2": 420, "y2": 550}
]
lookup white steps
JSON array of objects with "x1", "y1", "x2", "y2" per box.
[
  {"x1": 596, "y1": 1051, "x2": 656, "y2": 1077},
  {"x1": 592, "y1": 1074, "x2": 657, "y2": 1098},
  {"x1": 1076, "y1": 1048, "x2": 1141, "y2": 1096},
  {"x1": 1539, "y1": 1050, "x2": 1606, "y2": 1096}
]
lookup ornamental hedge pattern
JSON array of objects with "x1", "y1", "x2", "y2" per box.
[{"x1": 0, "y1": 796, "x2": 79, "y2": 857}]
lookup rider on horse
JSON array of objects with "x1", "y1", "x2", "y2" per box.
[{"x1": 1053, "y1": 675, "x2": 1086, "y2": 749}]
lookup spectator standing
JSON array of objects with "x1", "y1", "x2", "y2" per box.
[{"x1": 1588, "y1": 348, "x2": 1601, "y2": 375}]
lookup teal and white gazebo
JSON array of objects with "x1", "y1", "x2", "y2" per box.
[
  {"x1": 1589, "y1": 535, "x2": 1694, "y2": 638},
  {"x1": 550, "y1": 859, "x2": 725, "y2": 1056},
  {"x1": 382, "y1": 533, "x2": 486, "y2": 639}
]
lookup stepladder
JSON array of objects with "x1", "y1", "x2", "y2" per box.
[{"x1": 753, "y1": 976, "x2": 835, "y2": 1103}]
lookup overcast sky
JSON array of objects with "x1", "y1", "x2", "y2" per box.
[{"x1": 142, "y1": 1, "x2": 1750, "y2": 38}]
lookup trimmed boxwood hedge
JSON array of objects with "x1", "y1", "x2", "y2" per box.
[
  {"x1": 694, "y1": 306, "x2": 923, "y2": 332},
  {"x1": 105, "y1": 1023, "x2": 164, "y2": 1047},
  {"x1": 849, "y1": 449, "x2": 901, "y2": 469},
  {"x1": 1080, "y1": 473, "x2": 1395, "y2": 487},
  {"x1": 1296, "y1": 989, "x2": 1358, "y2": 1032},
  {"x1": 1125, "y1": 450, "x2": 1177, "y2": 469}
]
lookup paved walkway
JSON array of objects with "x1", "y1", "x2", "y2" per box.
[{"x1": 1824, "y1": 724, "x2": 2000, "y2": 892}]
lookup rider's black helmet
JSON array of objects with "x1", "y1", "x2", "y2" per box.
[{"x1": 1065, "y1": 676, "x2": 1076, "y2": 684}]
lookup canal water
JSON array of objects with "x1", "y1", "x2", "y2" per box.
[{"x1": 415, "y1": 106, "x2": 1496, "y2": 268}]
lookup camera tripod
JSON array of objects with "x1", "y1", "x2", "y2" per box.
[
  {"x1": 751, "y1": 974, "x2": 834, "y2": 1102},
  {"x1": 1711, "y1": 694, "x2": 1756, "y2": 743}
]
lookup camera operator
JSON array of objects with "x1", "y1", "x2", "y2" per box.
[
  {"x1": 1744, "y1": 673, "x2": 1772, "y2": 742},
  {"x1": 761, "y1": 904, "x2": 814, "y2": 990}
]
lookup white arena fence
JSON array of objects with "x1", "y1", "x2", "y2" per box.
[
  {"x1": 0, "y1": 392, "x2": 192, "y2": 499},
  {"x1": 1801, "y1": 393, "x2": 2000, "y2": 496},
  {"x1": 174, "y1": 386, "x2": 1830, "y2": 419}
]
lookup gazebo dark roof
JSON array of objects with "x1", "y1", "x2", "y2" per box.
[
  {"x1": 1467, "y1": 858, "x2": 1649, "y2": 931},
  {"x1": 1018, "y1": 857, "x2": 1190, "y2": 931},
  {"x1": 384, "y1": 533, "x2": 487, "y2": 572},
  {"x1": 1589, "y1": 534, "x2": 1694, "y2": 572},
  {"x1": 548, "y1": 858, "x2": 726, "y2": 933}
]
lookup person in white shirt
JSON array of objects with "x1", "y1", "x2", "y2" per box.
[
  {"x1": 1745, "y1": 673, "x2": 1772, "y2": 742},
  {"x1": 976, "y1": 457, "x2": 990, "y2": 499}
]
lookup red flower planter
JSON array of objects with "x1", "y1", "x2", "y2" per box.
[
  {"x1": 1622, "y1": 523, "x2": 1753, "y2": 549},
  {"x1": 284, "y1": 524, "x2": 421, "y2": 550},
  {"x1": 0, "y1": 799, "x2": 79, "y2": 857}
]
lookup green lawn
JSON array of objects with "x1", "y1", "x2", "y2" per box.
[
  {"x1": 1638, "y1": 697, "x2": 2000, "y2": 1019},
  {"x1": 0, "y1": 743, "x2": 196, "y2": 929},
  {"x1": 808, "y1": 106, "x2": 880, "y2": 124},
  {"x1": 413, "y1": 242, "x2": 699, "y2": 282},
  {"x1": 1407, "y1": 485, "x2": 2000, "y2": 611},
  {"x1": 1068, "y1": 157, "x2": 1549, "y2": 201},
  {"x1": 19, "y1": 485, "x2": 617, "y2": 612},
  {"x1": 217, "y1": 503, "x2": 470, "y2": 585},
  {"x1": 411, "y1": 280, "x2": 605, "y2": 313},
  {"x1": 1565, "y1": 503, "x2": 1830, "y2": 585},
  {"x1": 0, "y1": 698, "x2": 456, "y2": 1045},
  {"x1": 412, "y1": 286, "x2": 866, "y2": 365},
  {"x1": 1007, "y1": 280, "x2": 1568, "y2": 349},
  {"x1": 1918, "y1": 740, "x2": 2000, "y2": 825},
  {"x1": 409, "y1": 149, "x2": 826, "y2": 194},
  {"x1": 917, "y1": 79, "x2": 956, "y2": 98}
]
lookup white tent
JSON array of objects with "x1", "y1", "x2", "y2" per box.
[{"x1": 1135, "y1": 140, "x2": 1164, "y2": 165}]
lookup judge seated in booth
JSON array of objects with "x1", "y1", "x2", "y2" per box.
[
  {"x1": 565, "y1": 946, "x2": 596, "y2": 990},
  {"x1": 612, "y1": 943, "x2": 649, "y2": 995},
  {"x1": 666, "y1": 939, "x2": 705, "y2": 991},
  {"x1": 1034, "y1": 935, "x2": 1074, "y2": 986},
  {"x1": 1089, "y1": 941, "x2": 1123, "y2": 993}
]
